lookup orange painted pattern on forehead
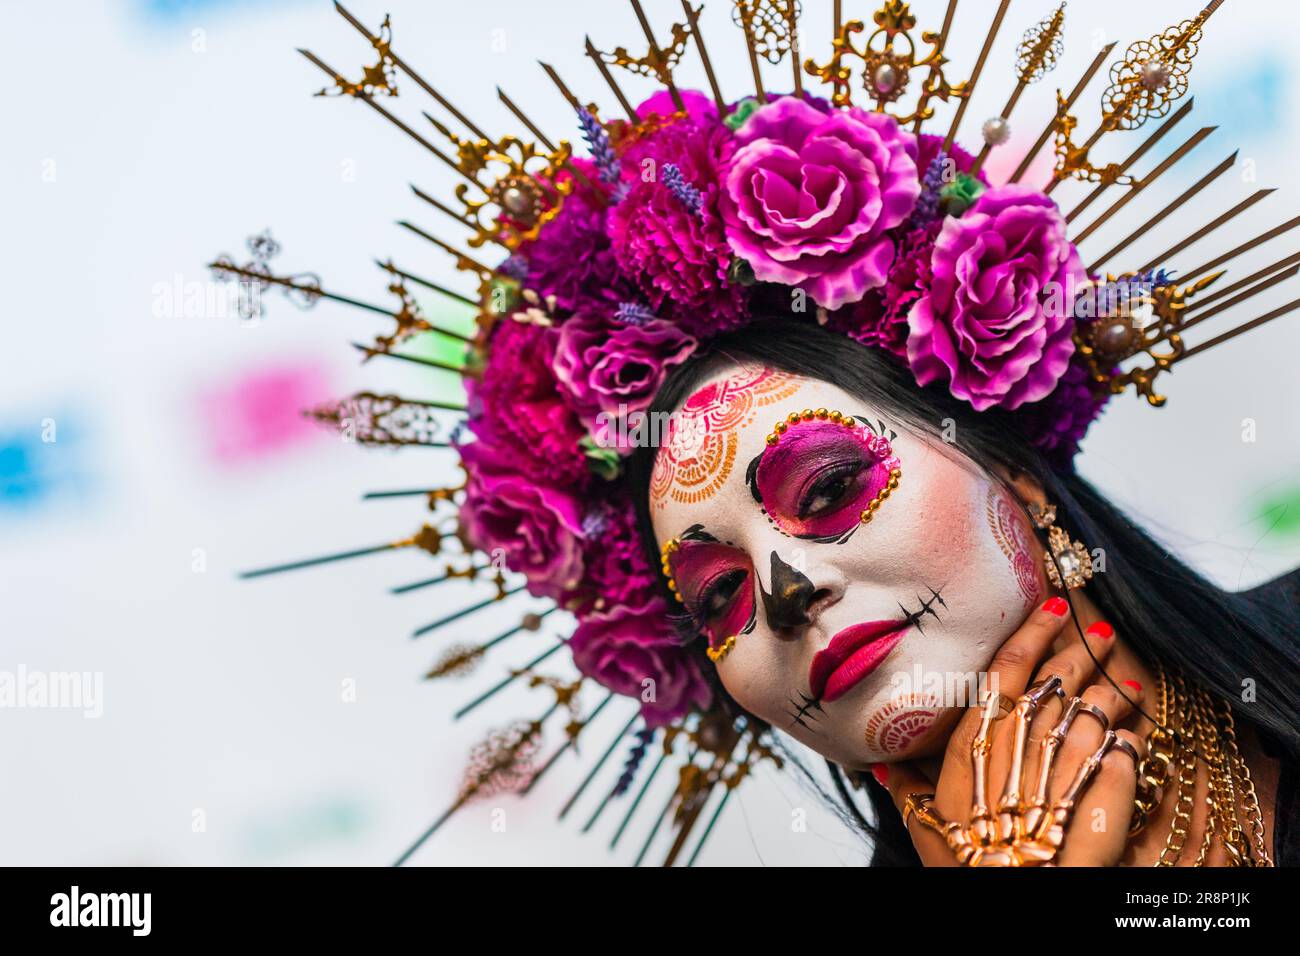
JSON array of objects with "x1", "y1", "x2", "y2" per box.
[{"x1": 650, "y1": 367, "x2": 800, "y2": 509}]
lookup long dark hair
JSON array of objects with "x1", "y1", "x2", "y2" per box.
[{"x1": 626, "y1": 318, "x2": 1300, "y2": 866}]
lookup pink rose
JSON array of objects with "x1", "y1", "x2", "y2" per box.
[
  {"x1": 459, "y1": 443, "x2": 585, "y2": 600},
  {"x1": 569, "y1": 597, "x2": 712, "y2": 726},
  {"x1": 906, "y1": 185, "x2": 1087, "y2": 411},
  {"x1": 552, "y1": 311, "x2": 696, "y2": 437},
  {"x1": 718, "y1": 97, "x2": 920, "y2": 309}
]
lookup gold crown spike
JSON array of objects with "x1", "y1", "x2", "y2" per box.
[
  {"x1": 1088, "y1": 149, "x2": 1238, "y2": 272},
  {"x1": 1007, "y1": 41, "x2": 1114, "y2": 184},
  {"x1": 1065, "y1": 98, "x2": 1196, "y2": 225},
  {"x1": 940, "y1": 0, "x2": 1010, "y2": 152},
  {"x1": 238, "y1": 522, "x2": 448, "y2": 580},
  {"x1": 1070, "y1": 123, "x2": 1215, "y2": 246},
  {"x1": 680, "y1": 1, "x2": 727, "y2": 115},
  {"x1": 306, "y1": 392, "x2": 457, "y2": 449},
  {"x1": 378, "y1": 259, "x2": 477, "y2": 314},
  {"x1": 969, "y1": 3, "x2": 1066, "y2": 177},
  {"x1": 803, "y1": 0, "x2": 968, "y2": 126},
  {"x1": 332, "y1": 3, "x2": 491, "y2": 141},
  {"x1": 297, "y1": 48, "x2": 475, "y2": 188},
  {"x1": 1180, "y1": 215, "x2": 1300, "y2": 285},
  {"x1": 587, "y1": 0, "x2": 694, "y2": 116},
  {"x1": 1050, "y1": 0, "x2": 1224, "y2": 189},
  {"x1": 732, "y1": 0, "x2": 803, "y2": 101},
  {"x1": 313, "y1": 11, "x2": 396, "y2": 97}
]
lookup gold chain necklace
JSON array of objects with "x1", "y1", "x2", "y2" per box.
[{"x1": 1129, "y1": 663, "x2": 1273, "y2": 866}]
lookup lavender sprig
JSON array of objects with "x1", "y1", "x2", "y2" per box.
[
  {"x1": 613, "y1": 726, "x2": 655, "y2": 796},
  {"x1": 662, "y1": 162, "x2": 702, "y2": 215},
  {"x1": 577, "y1": 107, "x2": 622, "y2": 188},
  {"x1": 615, "y1": 301, "x2": 656, "y2": 326},
  {"x1": 910, "y1": 151, "x2": 949, "y2": 227}
]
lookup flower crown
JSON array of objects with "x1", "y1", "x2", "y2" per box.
[{"x1": 216, "y1": 0, "x2": 1297, "y2": 864}]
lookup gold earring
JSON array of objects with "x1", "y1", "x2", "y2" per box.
[{"x1": 1028, "y1": 503, "x2": 1093, "y2": 590}]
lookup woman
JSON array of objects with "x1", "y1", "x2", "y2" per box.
[
  {"x1": 628, "y1": 321, "x2": 1299, "y2": 866},
  {"x1": 232, "y1": 2, "x2": 1300, "y2": 866}
]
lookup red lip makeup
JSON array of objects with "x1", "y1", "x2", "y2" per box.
[{"x1": 808, "y1": 620, "x2": 909, "y2": 703}]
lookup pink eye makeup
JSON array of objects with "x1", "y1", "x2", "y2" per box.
[
  {"x1": 661, "y1": 528, "x2": 756, "y2": 662},
  {"x1": 748, "y1": 409, "x2": 902, "y2": 543}
]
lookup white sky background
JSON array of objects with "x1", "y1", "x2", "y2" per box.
[{"x1": 2, "y1": 0, "x2": 1299, "y2": 866}]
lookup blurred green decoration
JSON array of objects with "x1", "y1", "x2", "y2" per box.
[
  {"x1": 242, "y1": 796, "x2": 370, "y2": 861},
  {"x1": 402, "y1": 292, "x2": 479, "y2": 407},
  {"x1": 941, "y1": 173, "x2": 985, "y2": 216},
  {"x1": 1255, "y1": 486, "x2": 1300, "y2": 538},
  {"x1": 580, "y1": 435, "x2": 623, "y2": 480},
  {"x1": 725, "y1": 97, "x2": 762, "y2": 131}
]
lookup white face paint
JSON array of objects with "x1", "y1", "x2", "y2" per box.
[{"x1": 650, "y1": 364, "x2": 1045, "y2": 770}]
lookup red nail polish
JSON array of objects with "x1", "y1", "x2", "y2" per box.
[
  {"x1": 1041, "y1": 596, "x2": 1069, "y2": 617},
  {"x1": 1086, "y1": 621, "x2": 1114, "y2": 639},
  {"x1": 870, "y1": 764, "x2": 889, "y2": 786},
  {"x1": 1123, "y1": 679, "x2": 1142, "y2": 693}
]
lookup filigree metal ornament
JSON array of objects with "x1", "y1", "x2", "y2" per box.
[
  {"x1": 732, "y1": 0, "x2": 801, "y2": 65},
  {"x1": 425, "y1": 114, "x2": 575, "y2": 251},
  {"x1": 1053, "y1": 2, "x2": 1220, "y2": 185},
  {"x1": 209, "y1": 231, "x2": 321, "y2": 321},
  {"x1": 803, "y1": 0, "x2": 968, "y2": 122},
  {"x1": 306, "y1": 392, "x2": 449, "y2": 448},
  {"x1": 592, "y1": 17, "x2": 693, "y2": 84},
  {"x1": 315, "y1": 13, "x2": 397, "y2": 97},
  {"x1": 1015, "y1": 4, "x2": 1065, "y2": 84},
  {"x1": 1075, "y1": 272, "x2": 1223, "y2": 406}
]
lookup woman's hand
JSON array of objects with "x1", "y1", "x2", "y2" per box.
[{"x1": 880, "y1": 598, "x2": 1148, "y2": 866}]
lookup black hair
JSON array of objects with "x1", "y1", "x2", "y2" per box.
[{"x1": 626, "y1": 317, "x2": 1300, "y2": 866}]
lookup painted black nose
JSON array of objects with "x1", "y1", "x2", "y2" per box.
[{"x1": 761, "y1": 551, "x2": 815, "y2": 630}]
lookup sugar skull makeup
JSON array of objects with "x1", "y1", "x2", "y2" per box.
[{"x1": 651, "y1": 364, "x2": 1046, "y2": 770}]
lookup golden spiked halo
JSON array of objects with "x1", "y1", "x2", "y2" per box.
[{"x1": 211, "y1": 0, "x2": 1297, "y2": 865}]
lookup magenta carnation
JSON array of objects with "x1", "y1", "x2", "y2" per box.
[
  {"x1": 906, "y1": 185, "x2": 1087, "y2": 411},
  {"x1": 466, "y1": 319, "x2": 589, "y2": 486},
  {"x1": 569, "y1": 596, "x2": 712, "y2": 726},
  {"x1": 459, "y1": 446, "x2": 585, "y2": 600},
  {"x1": 610, "y1": 111, "x2": 747, "y2": 334},
  {"x1": 552, "y1": 311, "x2": 696, "y2": 435},
  {"x1": 718, "y1": 97, "x2": 920, "y2": 309}
]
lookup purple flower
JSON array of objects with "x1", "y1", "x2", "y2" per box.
[
  {"x1": 552, "y1": 311, "x2": 696, "y2": 436},
  {"x1": 717, "y1": 97, "x2": 920, "y2": 309},
  {"x1": 567, "y1": 497, "x2": 660, "y2": 615},
  {"x1": 906, "y1": 185, "x2": 1087, "y2": 411},
  {"x1": 459, "y1": 447, "x2": 585, "y2": 601},
  {"x1": 569, "y1": 596, "x2": 712, "y2": 727},
  {"x1": 610, "y1": 113, "x2": 747, "y2": 335},
  {"x1": 522, "y1": 169, "x2": 636, "y2": 314}
]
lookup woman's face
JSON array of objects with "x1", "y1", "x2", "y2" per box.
[{"x1": 650, "y1": 364, "x2": 1046, "y2": 770}]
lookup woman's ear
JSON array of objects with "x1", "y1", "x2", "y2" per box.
[{"x1": 991, "y1": 465, "x2": 1049, "y2": 512}]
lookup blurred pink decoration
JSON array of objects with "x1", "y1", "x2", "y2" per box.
[{"x1": 198, "y1": 362, "x2": 333, "y2": 465}]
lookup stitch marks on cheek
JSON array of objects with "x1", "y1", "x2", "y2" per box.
[
  {"x1": 986, "y1": 485, "x2": 1043, "y2": 610},
  {"x1": 863, "y1": 693, "x2": 942, "y2": 756},
  {"x1": 650, "y1": 367, "x2": 799, "y2": 509}
]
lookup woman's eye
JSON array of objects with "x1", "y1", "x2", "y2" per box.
[
  {"x1": 701, "y1": 569, "x2": 746, "y2": 617},
  {"x1": 800, "y1": 465, "x2": 862, "y2": 517}
]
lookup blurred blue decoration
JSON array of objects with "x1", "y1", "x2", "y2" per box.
[
  {"x1": 1196, "y1": 57, "x2": 1287, "y2": 142},
  {"x1": 0, "y1": 412, "x2": 89, "y2": 514}
]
